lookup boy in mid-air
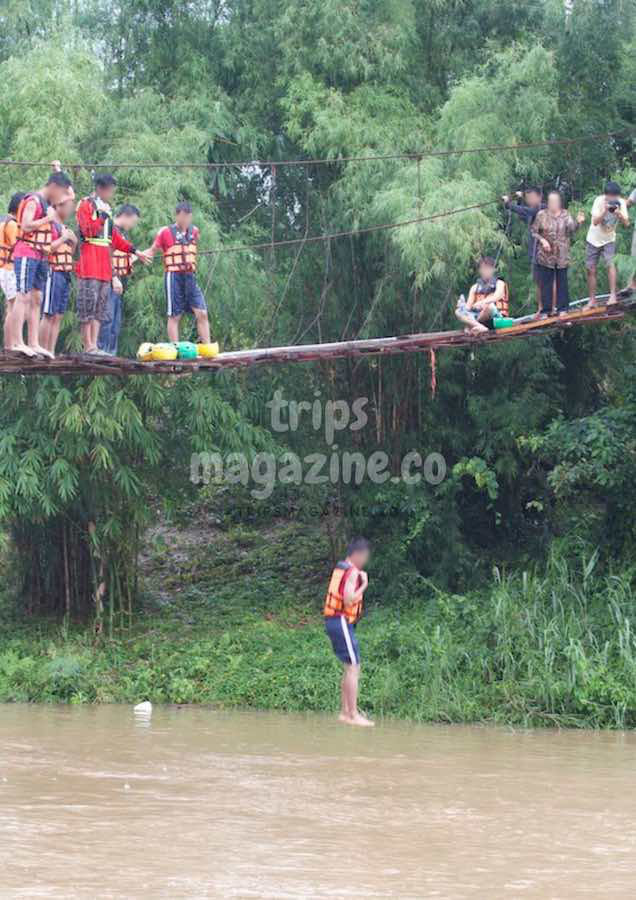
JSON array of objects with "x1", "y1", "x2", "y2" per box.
[
  {"x1": 143, "y1": 202, "x2": 211, "y2": 344},
  {"x1": 324, "y1": 537, "x2": 373, "y2": 727},
  {"x1": 455, "y1": 256, "x2": 508, "y2": 334}
]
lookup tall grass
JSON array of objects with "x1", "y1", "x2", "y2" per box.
[{"x1": 1, "y1": 552, "x2": 635, "y2": 729}]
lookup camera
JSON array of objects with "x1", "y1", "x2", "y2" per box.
[{"x1": 606, "y1": 200, "x2": 620, "y2": 212}]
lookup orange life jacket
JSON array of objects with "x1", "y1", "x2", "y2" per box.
[
  {"x1": 163, "y1": 225, "x2": 198, "y2": 273},
  {"x1": 0, "y1": 216, "x2": 18, "y2": 269},
  {"x1": 474, "y1": 277, "x2": 509, "y2": 317},
  {"x1": 112, "y1": 248, "x2": 133, "y2": 278},
  {"x1": 324, "y1": 561, "x2": 363, "y2": 625},
  {"x1": 49, "y1": 241, "x2": 75, "y2": 273},
  {"x1": 17, "y1": 193, "x2": 53, "y2": 255}
]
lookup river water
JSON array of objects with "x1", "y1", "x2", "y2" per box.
[{"x1": 1, "y1": 706, "x2": 635, "y2": 899}]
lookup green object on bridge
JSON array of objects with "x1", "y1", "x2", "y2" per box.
[{"x1": 175, "y1": 342, "x2": 198, "y2": 360}]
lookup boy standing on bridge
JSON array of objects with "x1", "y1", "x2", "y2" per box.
[
  {"x1": 76, "y1": 174, "x2": 150, "y2": 355},
  {"x1": 324, "y1": 537, "x2": 374, "y2": 727},
  {"x1": 0, "y1": 192, "x2": 24, "y2": 348},
  {"x1": 7, "y1": 170, "x2": 73, "y2": 357},
  {"x1": 143, "y1": 202, "x2": 211, "y2": 344},
  {"x1": 97, "y1": 204, "x2": 141, "y2": 356},
  {"x1": 40, "y1": 192, "x2": 78, "y2": 355}
]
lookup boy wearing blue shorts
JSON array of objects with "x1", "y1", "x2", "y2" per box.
[
  {"x1": 324, "y1": 537, "x2": 373, "y2": 727},
  {"x1": 8, "y1": 170, "x2": 73, "y2": 357},
  {"x1": 144, "y1": 202, "x2": 211, "y2": 344},
  {"x1": 40, "y1": 194, "x2": 78, "y2": 355}
]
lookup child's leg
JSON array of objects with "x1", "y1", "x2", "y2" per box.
[
  {"x1": 342, "y1": 663, "x2": 360, "y2": 720},
  {"x1": 193, "y1": 307, "x2": 211, "y2": 342}
]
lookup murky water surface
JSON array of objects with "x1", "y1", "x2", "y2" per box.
[{"x1": 1, "y1": 706, "x2": 635, "y2": 898}]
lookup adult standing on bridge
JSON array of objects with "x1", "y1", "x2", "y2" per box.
[
  {"x1": 76, "y1": 174, "x2": 150, "y2": 355},
  {"x1": 531, "y1": 191, "x2": 585, "y2": 318}
]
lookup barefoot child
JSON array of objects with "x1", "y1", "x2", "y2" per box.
[
  {"x1": 324, "y1": 537, "x2": 374, "y2": 727},
  {"x1": 142, "y1": 202, "x2": 211, "y2": 344},
  {"x1": 7, "y1": 171, "x2": 73, "y2": 357},
  {"x1": 40, "y1": 192, "x2": 78, "y2": 355},
  {"x1": 0, "y1": 193, "x2": 24, "y2": 348}
]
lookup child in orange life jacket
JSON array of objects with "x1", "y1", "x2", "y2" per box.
[
  {"x1": 98, "y1": 204, "x2": 141, "y2": 356},
  {"x1": 455, "y1": 256, "x2": 509, "y2": 335},
  {"x1": 142, "y1": 202, "x2": 211, "y2": 344},
  {"x1": 324, "y1": 537, "x2": 374, "y2": 727},
  {"x1": 40, "y1": 191, "x2": 78, "y2": 356},
  {"x1": 0, "y1": 192, "x2": 25, "y2": 349},
  {"x1": 7, "y1": 170, "x2": 73, "y2": 357}
]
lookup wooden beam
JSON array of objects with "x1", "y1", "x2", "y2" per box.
[{"x1": 0, "y1": 300, "x2": 631, "y2": 377}]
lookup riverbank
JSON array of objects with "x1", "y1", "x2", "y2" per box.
[{"x1": 1, "y1": 520, "x2": 635, "y2": 728}]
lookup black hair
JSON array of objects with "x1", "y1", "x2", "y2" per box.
[
  {"x1": 525, "y1": 186, "x2": 542, "y2": 196},
  {"x1": 604, "y1": 181, "x2": 622, "y2": 196},
  {"x1": 46, "y1": 171, "x2": 72, "y2": 189},
  {"x1": 115, "y1": 204, "x2": 140, "y2": 218},
  {"x1": 94, "y1": 173, "x2": 117, "y2": 190},
  {"x1": 8, "y1": 192, "x2": 25, "y2": 216},
  {"x1": 479, "y1": 256, "x2": 496, "y2": 267},
  {"x1": 175, "y1": 201, "x2": 192, "y2": 215},
  {"x1": 346, "y1": 537, "x2": 370, "y2": 556}
]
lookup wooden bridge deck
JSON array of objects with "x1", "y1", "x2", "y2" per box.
[{"x1": 0, "y1": 299, "x2": 632, "y2": 377}]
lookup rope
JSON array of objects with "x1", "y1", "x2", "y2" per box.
[
  {"x1": 198, "y1": 199, "x2": 499, "y2": 257},
  {"x1": 0, "y1": 129, "x2": 628, "y2": 172}
]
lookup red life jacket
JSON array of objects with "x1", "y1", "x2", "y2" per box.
[
  {"x1": 17, "y1": 193, "x2": 53, "y2": 255},
  {"x1": 323, "y1": 561, "x2": 363, "y2": 625},
  {"x1": 163, "y1": 225, "x2": 198, "y2": 273}
]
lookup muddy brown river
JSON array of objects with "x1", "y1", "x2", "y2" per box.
[{"x1": 1, "y1": 706, "x2": 635, "y2": 898}]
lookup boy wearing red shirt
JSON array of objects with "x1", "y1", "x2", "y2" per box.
[
  {"x1": 143, "y1": 202, "x2": 211, "y2": 343},
  {"x1": 76, "y1": 173, "x2": 149, "y2": 354}
]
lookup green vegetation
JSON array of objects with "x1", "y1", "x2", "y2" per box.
[
  {"x1": 2, "y1": 519, "x2": 636, "y2": 729},
  {"x1": 0, "y1": 2, "x2": 635, "y2": 726}
]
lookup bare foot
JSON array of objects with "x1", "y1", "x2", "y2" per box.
[
  {"x1": 349, "y1": 713, "x2": 375, "y2": 727},
  {"x1": 585, "y1": 299, "x2": 598, "y2": 310},
  {"x1": 338, "y1": 713, "x2": 350, "y2": 724},
  {"x1": 33, "y1": 345, "x2": 54, "y2": 359},
  {"x1": 10, "y1": 343, "x2": 36, "y2": 357},
  {"x1": 607, "y1": 293, "x2": 618, "y2": 305}
]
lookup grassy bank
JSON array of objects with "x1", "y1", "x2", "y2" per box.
[{"x1": 1, "y1": 521, "x2": 636, "y2": 728}]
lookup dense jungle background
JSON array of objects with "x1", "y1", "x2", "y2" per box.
[{"x1": 0, "y1": 0, "x2": 635, "y2": 726}]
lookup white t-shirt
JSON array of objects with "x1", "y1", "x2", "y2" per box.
[{"x1": 587, "y1": 194, "x2": 628, "y2": 247}]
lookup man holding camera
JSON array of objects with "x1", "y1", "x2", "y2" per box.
[{"x1": 585, "y1": 181, "x2": 629, "y2": 307}]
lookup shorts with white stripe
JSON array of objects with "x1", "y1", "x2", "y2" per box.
[
  {"x1": 42, "y1": 271, "x2": 71, "y2": 317},
  {"x1": 165, "y1": 272, "x2": 207, "y2": 317},
  {"x1": 325, "y1": 615, "x2": 361, "y2": 665},
  {"x1": 14, "y1": 256, "x2": 49, "y2": 295}
]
